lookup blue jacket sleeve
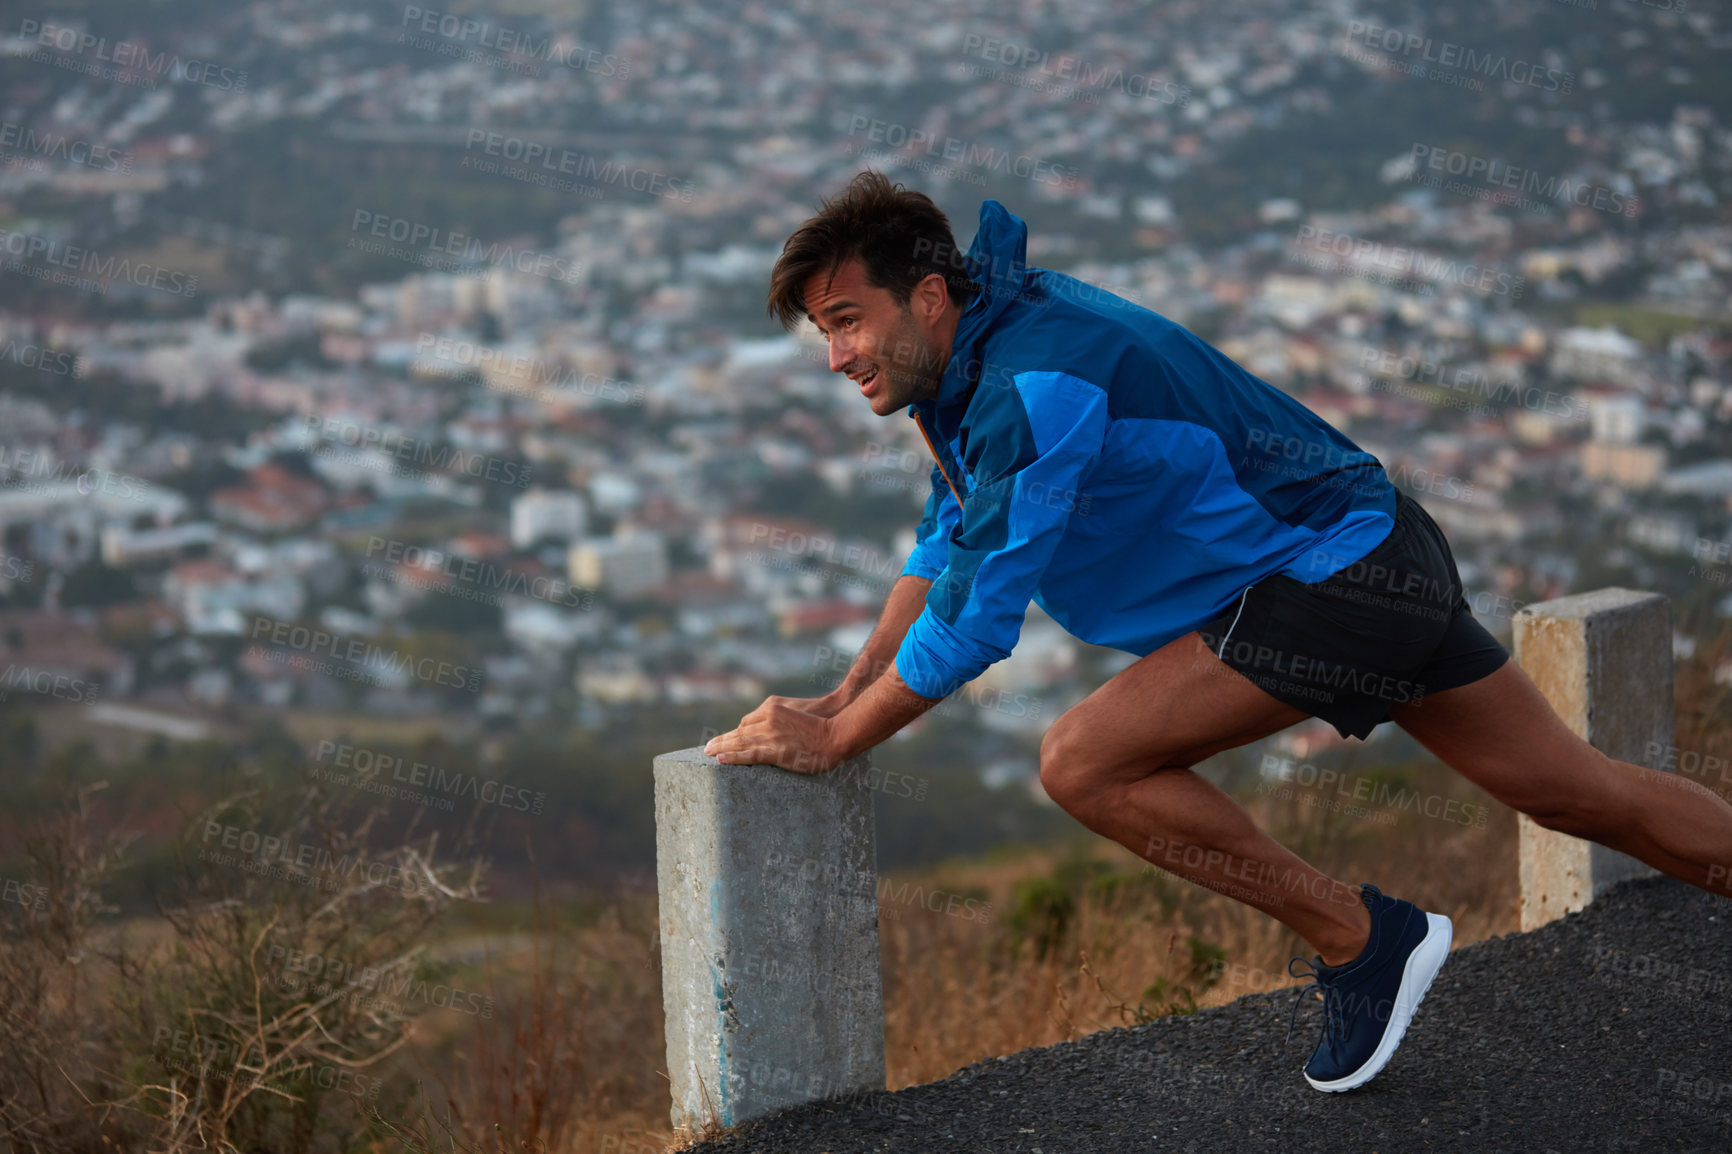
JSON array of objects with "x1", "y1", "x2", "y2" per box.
[
  {"x1": 895, "y1": 371, "x2": 1108, "y2": 698},
  {"x1": 900, "y1": 463, "x2": 963, "y2": 581}
]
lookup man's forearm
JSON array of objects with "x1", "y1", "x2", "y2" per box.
[
  {"x1": 825, "y1": 664, "x2": 944, "y2": 764},
  {"x1": 831, "y1": 574, "x2": 932, "y2": 705}
]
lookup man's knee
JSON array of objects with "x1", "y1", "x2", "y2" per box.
[
  {"x1": 1039, "y1": 718, "x2": 1180, "y2": 813},
  {"x1": 1038, "y1": 724, "x2": 1084, "y2": 809},
  {"x1": 1039, "y1": 721, "x2": 1112, "y2": 812}
]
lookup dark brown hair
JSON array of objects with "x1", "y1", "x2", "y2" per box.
[{"x1": 766, "y1": 170, "x2": 979, "y2": 331}]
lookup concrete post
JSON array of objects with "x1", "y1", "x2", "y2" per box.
[
  {"x1": 1512, "y1": 588, "x2": 1673, "y2": 932},
  {"x1": 654, "y1": 747, "x2": 885, "y2": 1131}
]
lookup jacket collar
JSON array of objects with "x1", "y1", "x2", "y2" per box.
[{"x1": 908, "y1": 199, "x2": 1031, "y2": 422}]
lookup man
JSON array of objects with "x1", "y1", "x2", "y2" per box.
[{"x1": 703, "y1": 170, "x2": 1732, "y2": 1092}]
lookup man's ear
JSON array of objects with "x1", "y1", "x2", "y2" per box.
[{"x1": 912, "y1": 272, "x2": 950, "y2": 323}]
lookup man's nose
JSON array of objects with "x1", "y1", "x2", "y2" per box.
[{"x1": 829, "y1": 337, "x2": 854, "y2": 374}]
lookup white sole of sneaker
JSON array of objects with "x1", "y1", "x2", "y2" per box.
[{"x1": 1305, "y1": 911, "x2": 1453, "y2": 1093}]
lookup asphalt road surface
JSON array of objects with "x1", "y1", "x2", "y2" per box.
[{"x1": 690, "y1": 877, "x2": 1732, "y2": 1153}]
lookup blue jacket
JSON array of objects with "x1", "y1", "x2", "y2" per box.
[{"x1": 894, "y1": 200, "x2": 1398, "y2": 699}]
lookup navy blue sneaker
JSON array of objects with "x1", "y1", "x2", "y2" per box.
[{"x1": 1284, "y1": 883, "x2": 1452, "y2": 1092}]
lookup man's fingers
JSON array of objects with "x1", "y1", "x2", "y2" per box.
[
  {"x1": 705, "y1": 727, "x2": 747, "y2": 757},
  {"x1": 702, "y1": 702, "x2": 828, "y2": 773},
  {"x1": 739, "y1": 695, "x2": 790, "y2": 726},
  {"x1": 708, "y1": 736, "x2": 753, "y2": 764}
]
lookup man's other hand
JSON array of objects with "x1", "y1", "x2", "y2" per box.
[
  {"x1": 762, "y1": 691, "x2": 848, "y2": 719},
  {"x1": 703, "y1": 697, "x2": 842, "y2": 775}
]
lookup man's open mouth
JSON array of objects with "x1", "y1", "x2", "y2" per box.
[{"x1": 857, "y1": 368, "x2": 880, "y2": 396}]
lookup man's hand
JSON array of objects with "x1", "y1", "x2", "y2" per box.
[
  {"x1": 759, "y1": 691, "x2": 848, "y2": 720},
  {"x1": 704, "y1": 697, "x2": 842, "y2": 775}
]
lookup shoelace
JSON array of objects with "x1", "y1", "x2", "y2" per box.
[{"x1": 1283, "y1": 955, "x2": 1346, "y2": 1054}]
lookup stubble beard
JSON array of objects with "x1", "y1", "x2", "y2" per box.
[{"x1": 874, "y1": 309, "x2": 944, "y2": 411}]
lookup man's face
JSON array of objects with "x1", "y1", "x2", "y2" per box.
[{"x1": 804, "y1": 258, "x2": 951, "y2": 417}]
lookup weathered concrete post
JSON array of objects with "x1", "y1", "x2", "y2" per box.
[
  {"x1": 654, "y1": 746, "x2": 885, "y2": 1131},
  {"x1": 1512, "y1": 588, "x2": 1672, "y2": 932}
]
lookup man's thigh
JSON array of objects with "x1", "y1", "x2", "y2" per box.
[
  {"x1": 1042, "y1": 630, "x2": 1311, "y2": 789},
  {"x1": 1385, "y1": 659, "x2": 1611, "y2": 816}
]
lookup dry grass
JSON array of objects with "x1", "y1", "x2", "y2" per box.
[
  {"x1": 467, "y1": 756, "x2": 1517, "y2": 1149},
  {"x1": 0, "y1": 744, "x2": 1638, "y2": 1154},
  {"x1": 876, "y1": 767, "x2": 1518, "y2": 1090},
  {"x1": 1673, "y1": 616, "x2": 1732, "y2": 804},
  {"x1": 8, "y1": 630, "x2": 1728, "y2": 1152},
  {"x1": 357, "y1": 895, "x2": 676, "y2": 1154}
]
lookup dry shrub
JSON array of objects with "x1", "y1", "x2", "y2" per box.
[
  {"x1": 119, "y1": 782, "x2": 487, "y2": 1154},
  {"x1": 0, "y1": 780, "x2": 488, "y2": 1154},
  {"x1": 371, "y1": 884, "x2": 674, "y2": 1154},
  {"x1": 0, "y1": 782, "x2": 145, "y2": 1153}
]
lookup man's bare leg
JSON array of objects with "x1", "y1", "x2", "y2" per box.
[
  {"x1": 1388, "y1": 659, "x2": 1732, "y2": 895},
  {"x1": 1039, "y1": 630, "x2": 1375, "y2": 965}
]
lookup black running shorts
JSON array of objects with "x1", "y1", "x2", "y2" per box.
[{"x1": 1196, "y1": 489, "x2": 1509, "y2": 740}]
